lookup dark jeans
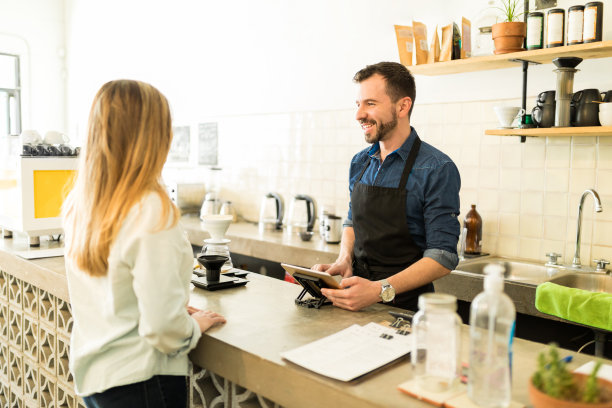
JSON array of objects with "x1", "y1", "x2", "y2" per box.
[{"x1": 83, "y1": 375, "x2": 188, "y2": 408}]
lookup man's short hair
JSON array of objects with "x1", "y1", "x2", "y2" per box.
[{"x1": 353, "y1": 62, "x2": 416, "y2": 117}]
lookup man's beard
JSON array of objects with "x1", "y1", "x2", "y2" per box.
[{"x1": 363, "y1": 111, "x2": 398, "y2": 144}]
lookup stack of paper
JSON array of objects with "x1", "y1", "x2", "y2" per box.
[{"x1": 281, "y1": 322, "x2": 412, "y2": 381}]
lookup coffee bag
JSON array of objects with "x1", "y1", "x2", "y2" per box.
[{"x1": 394, "y1": 25, "x2": 414, "y2": 66}]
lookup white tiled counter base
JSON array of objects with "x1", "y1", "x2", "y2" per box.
[
  {"x1": 0, "y1": 269, "x2": 83, "y2": 408},
  {"x1": 0, "y1": 269, "x2": 282, "y2": 408}
]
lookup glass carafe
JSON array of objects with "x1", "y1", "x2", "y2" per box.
[{"x1": 198, "y1": 240, "x2": 233, "y2": 272}]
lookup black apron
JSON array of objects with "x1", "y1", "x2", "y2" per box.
[{"x1": 351, "y1": 135, "x2": 433, "y2": 311}]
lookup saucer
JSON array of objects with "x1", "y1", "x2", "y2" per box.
[
  {"x1": 204, "y1": 238, "x2": 231, "y2": 244},
  {"x1": 497, "y1": 126, "x2": 516, "y2": 129}
]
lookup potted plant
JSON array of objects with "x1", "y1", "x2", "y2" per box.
[
  {"x1": 492, "y1": 0, "x2": 526, "y2": 54},
  {"x1": 529, "y1": 344, "x2": 612, "y2": 408}
]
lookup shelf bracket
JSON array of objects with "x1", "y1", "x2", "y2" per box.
[{"x1": 505, "y1": 58, "x2": 541, "y2": 142}]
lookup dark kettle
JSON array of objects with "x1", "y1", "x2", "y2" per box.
[
  {"x1": 571, "y1": 89, "x2": 601, "y2": 127},
  {"x1": 532, "y1": 105, "x2": 555, "y2": 128}
]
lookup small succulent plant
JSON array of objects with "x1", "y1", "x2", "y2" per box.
[{"x1": 532, "y1": 344, "x2": 603, "y2": 403}]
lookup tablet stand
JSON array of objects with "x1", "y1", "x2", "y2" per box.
[{"x1": 293, "y1": 272, "x2": 332, "y2": 309}]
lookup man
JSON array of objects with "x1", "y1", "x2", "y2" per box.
[{"x1": 313, "y1": 62, "x2": 461, "y2": 312}]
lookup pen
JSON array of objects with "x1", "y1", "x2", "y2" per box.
[{"x1": 545, "y1": 355, "x2": 572, "y2": 369}]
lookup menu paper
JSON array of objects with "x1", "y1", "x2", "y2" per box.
[{"x1": 281, "y1": 322, "x2": 412, "y2": 382}]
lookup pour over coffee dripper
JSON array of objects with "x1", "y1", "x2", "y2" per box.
[
  {"x1": 197, "y1": 255, "x2": 229, "y2": 282},
  {"x1": 200, "y1": 214, "x2": 234, "y2": 271}
]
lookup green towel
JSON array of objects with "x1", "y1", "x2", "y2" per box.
[{"x1": 535, "y1": 282, "x2": 612, "y2": 331}]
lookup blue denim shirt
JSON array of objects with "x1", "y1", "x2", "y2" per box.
[{"x1": 344, "y1": 128, "x2": 461, "y2": 271}]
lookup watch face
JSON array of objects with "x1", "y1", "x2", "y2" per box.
[{"x1": 381, "y1": 287, "x2": 395, "y2": 302}]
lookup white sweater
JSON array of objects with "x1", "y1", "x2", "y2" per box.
[{"x1": 64, "y1": 192, "x2": 201, "y2": 396}]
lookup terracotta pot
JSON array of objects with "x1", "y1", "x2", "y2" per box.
[
  {"x1": 529, "y1": 373, "x2": 612, "y2": 408},
  {"x1": 492, "y1": 22, "x2": 526, "y2": 54}
]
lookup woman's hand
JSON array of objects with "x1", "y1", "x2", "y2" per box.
[{"x1": 187, "y1": 306, "x2": 226, "y2": 333}]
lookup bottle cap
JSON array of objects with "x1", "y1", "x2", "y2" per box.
[{"x1": 483, "y1": 263, "x2": 504, "y2": 293}]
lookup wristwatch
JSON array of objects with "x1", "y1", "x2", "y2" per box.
[{"x1": 379, "y1": 279, "x2": 395, "y2": 303}]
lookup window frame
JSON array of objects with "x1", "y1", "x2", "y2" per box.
[{"x1": 0, "y1": 52, "x2": 22, "y2": 136}]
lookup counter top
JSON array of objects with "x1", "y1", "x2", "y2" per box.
[
  {"x1": 188, "y1": 269, "x2": 596, "y2": 408},
  {"x1": 0, "y1": 224, "x2": 608, "y2": 407},
  {"x1": 0, "y1": 232, "x2": 68, "y2": 300}
]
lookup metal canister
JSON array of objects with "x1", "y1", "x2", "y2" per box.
[
  {"x1": 526, "y1": 12, "x2": 544, "y2": 50},
  {"x1": 584, "y1": 2, "x2": 603, "y2": 43},
  {"x1": 324, "y1": 215, "x2": 343, "y2": 244},
  {"x1": 546, "y1": 8, "x2": 565, "y2": 48},
  {"x1": 567, "y1": 5, "x2": 585, "y2": 45}
]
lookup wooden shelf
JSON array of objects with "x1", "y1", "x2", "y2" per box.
[
  {"x1": 485, "y1": 126, "x2": 612, "y2": 137},
  {"x1": 409, "y1": 41, "x2": 612, "y2": 76}
]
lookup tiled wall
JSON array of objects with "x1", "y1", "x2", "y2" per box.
[{"x1": 167, "y1": 98, "x2": 612, "y2": 267}]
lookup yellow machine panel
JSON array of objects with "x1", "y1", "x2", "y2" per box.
[{"x1": 33, "y1": 170, "x2": 76, "y2": 219}]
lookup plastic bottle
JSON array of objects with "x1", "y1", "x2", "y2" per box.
[{"x1": 468, "y1": 264, "x2": 516, "y2": 408}]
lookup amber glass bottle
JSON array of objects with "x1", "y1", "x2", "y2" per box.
[{"x1": 464, "y1": 204, "x2": 482, "y2": 254}]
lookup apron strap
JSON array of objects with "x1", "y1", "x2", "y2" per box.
[
  {"x1": 399, "y1": 136, "x2": 421, "y2": 189},
  {"x1": 356, "y1": 157, "x2": 370, "y2": 183},
  {"x1": 356, "y1": 135, "x2": 422, "y2": 187}
]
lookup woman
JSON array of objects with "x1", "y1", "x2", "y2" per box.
[{"x1": 63, "y1": 79, "x2": 225, "y2": 407}]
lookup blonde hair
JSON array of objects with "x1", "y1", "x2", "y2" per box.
[{"x1": 63, "y1": 80, "x2": 179, "y2": 277}]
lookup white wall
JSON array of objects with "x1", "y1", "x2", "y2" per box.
[
  {"x1": 3, "y1": 0, "x2": 612, "y2": 264},
  {"x1": 64, "y1": 0, "x2": 612, "y2": 134}
]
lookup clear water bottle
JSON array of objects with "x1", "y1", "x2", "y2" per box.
[
  {"x1": 411, "y1": 293, "x2": 462, "y2": 393},
  {"x1": 468, "y1": 264, "x2": 516, "y2": 408}
]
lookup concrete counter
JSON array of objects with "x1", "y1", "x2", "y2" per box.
[
  {"x1": 0, "y1": 238, "x2": 604, "y2": 407},
  {"x1": 3, "y1": 228, "x2": 612, "y2": 407}
]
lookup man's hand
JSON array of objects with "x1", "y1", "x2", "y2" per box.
[
  {"x1": 320, "y1": 276, "x2": 380, "y2": 311},
  {"x1": 312, "y1": 258, "x2": 353, "y2": 278}
]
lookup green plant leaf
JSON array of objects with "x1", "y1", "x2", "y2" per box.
[{"x1": 583, "y1": 361, "x2": 602, "y2": 403}]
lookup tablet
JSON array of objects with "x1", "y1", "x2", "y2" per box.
[{"x1": 280, "y1": 263, "x2": 341, "y2": 289}]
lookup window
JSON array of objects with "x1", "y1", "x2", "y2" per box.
[{"x1": 0, "y1": 53, "x2": 21, "y2": 137}]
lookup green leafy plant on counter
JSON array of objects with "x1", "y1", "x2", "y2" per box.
[
  {"x1": 532, "y1": 344, "x2": 603, "y2": 403},
  {"x1": 494, "y1": 0, "x2": 524, "y2": 22}
]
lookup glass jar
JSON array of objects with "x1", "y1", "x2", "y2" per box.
[
  {"x1": 411, "y1": 293, "x2": 462, "y2": 393},
  {"x1": 198, "y1": 240, "x2": 233, "y2": 271}
]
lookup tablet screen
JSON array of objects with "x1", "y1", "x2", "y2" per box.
[{"x1": 280, "y1": 263, "x2": 341, "y2": 289}]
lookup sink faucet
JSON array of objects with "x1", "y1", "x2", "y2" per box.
[{"x1": 572, "y1": 189, "x2": 602, "y2": 268}]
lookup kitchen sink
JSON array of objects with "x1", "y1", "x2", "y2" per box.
[
  {"x1": 548, "y1": 273, "x2": 612, "y2": 294},
  {"x1": 454, "y1": 257, "x2": 563, "y2": 285}
]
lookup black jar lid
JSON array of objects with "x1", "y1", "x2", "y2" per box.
[
  {"x1": 528, "y1": 11, "x2": 544, "y2": 17},
  {"x1": 585, "y1": 1, "x2": 603, "y2": 6},
  {"x1": 568, "y1": 5, "x2": 585, "y2": 11},
  {"x1": 547, "y1": 8, "x2": 565, "y2": 14}
]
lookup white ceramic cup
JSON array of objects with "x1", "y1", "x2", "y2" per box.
[
  {"x1": 599, "y1": 103, "x2": 612, "y2": 126},
  {"x1": 44, "y1": 131, "x2": 69, "y2": 145},
  {"x1": 493, "y1": 106, "x2": 525, "y2": 128},
  {"x1": 20, "y1": 130, "x2": 42, "y2": 145}
]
